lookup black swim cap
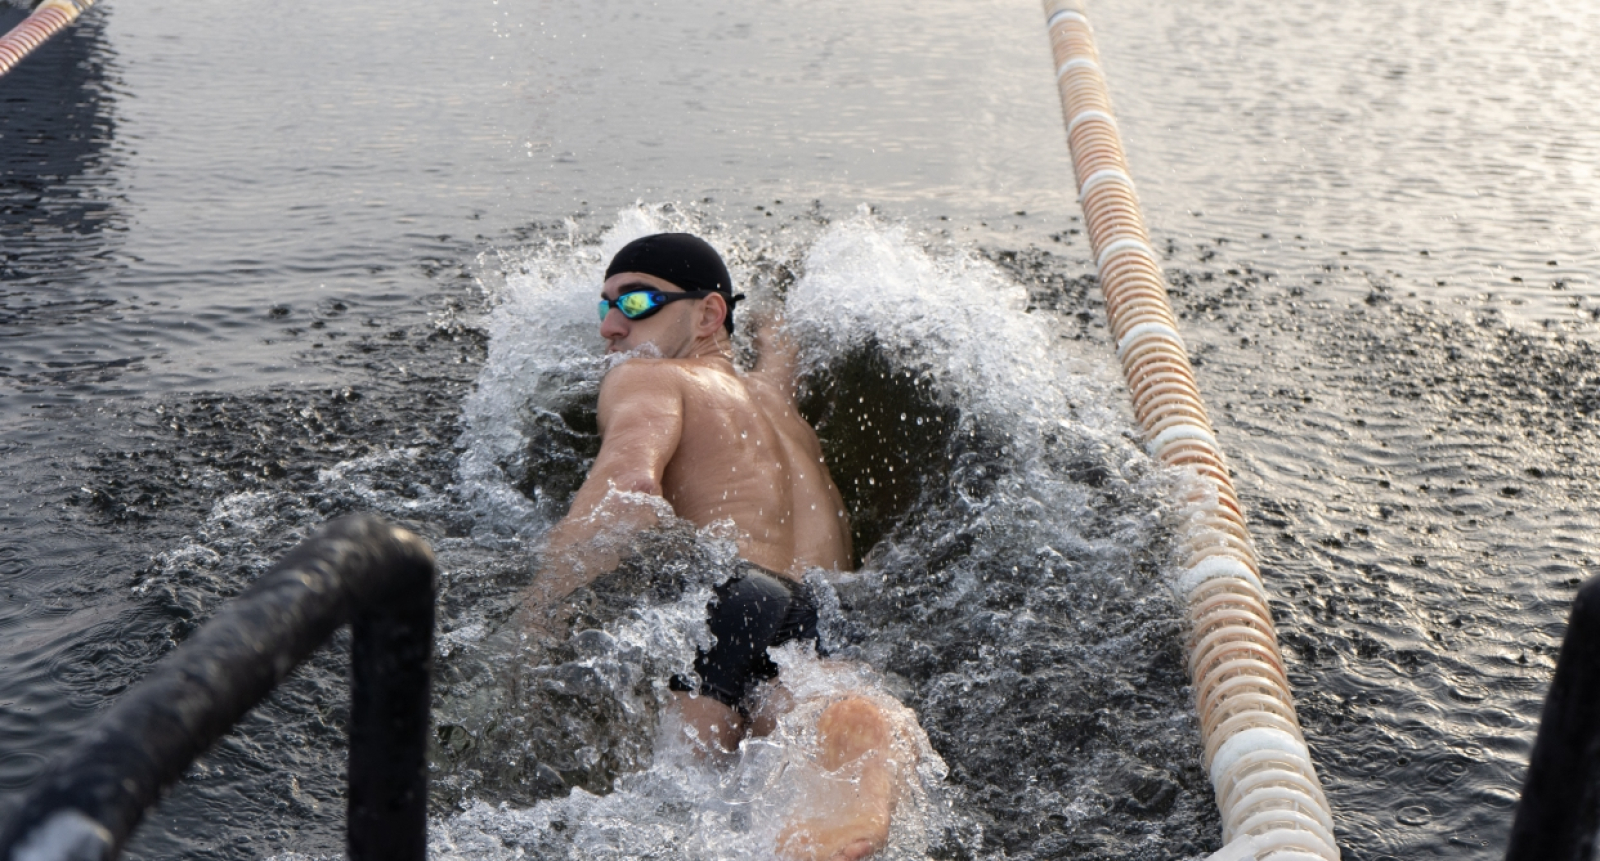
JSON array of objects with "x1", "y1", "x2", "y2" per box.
[{"x1": 605, "y1": 233, "x2": 744, "y2": 333}]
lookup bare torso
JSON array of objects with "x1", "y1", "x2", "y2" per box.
[{"x1": 599, "y1": 355, "x2": 851, "y2": 577}]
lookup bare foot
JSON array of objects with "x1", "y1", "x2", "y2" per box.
[{"x1": 776, "y1": 697, "x2": 896, "y2": 861}]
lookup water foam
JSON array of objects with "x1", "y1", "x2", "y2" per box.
[
  {"x1": 412, "y1": 207, "x2": 1200, "y2": 860},
  {"x1": 425, "y1": 643, "x2": 947, "y2": 861},
  {"x1": 786, "y1": 210, "x2": 1126, "y2": 442}
]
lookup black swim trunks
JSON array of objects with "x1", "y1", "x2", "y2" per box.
[{"x1": 670, "y1": 565, "x2": 821, "y2": 710}]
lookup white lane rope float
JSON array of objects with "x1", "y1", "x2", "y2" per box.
[
  {"x1": 0, "y1": 0, "x2": 98, "y2": 80},
  {"x1": 1040, "y1": 2, "x2": 1340, "y2": 859}
]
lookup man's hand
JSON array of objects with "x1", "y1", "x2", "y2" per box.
[{"x1": 528, "y1": 486, "x2": 675, "y2": 607}]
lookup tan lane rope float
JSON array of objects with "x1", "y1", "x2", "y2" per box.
[
  {"x1": 1039, "y1": 3, "x2": 1339, "y2": 860},
  {"x1": 0, "y1": 0, "x2": 98, "y2": 79}
]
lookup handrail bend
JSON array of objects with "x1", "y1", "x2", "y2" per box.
[{"x1": 0, "y1": 515, "x2": 436, "y2": 861}]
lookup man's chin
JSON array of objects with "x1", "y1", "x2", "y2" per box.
[{"x1": 608, "y1": 342, "x2": 667, "y2": 359}]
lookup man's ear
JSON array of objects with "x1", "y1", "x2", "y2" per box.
[{"x1": 695, "y1": 293, "x2": 728, "y2": 337}]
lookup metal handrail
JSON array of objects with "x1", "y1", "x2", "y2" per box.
[
  {"x1": 1506, "y1": 574, "x2": 1600, "y2": 861},
  {"x1": 0, "y1": 515, "x2": 436, "y2": 861}
]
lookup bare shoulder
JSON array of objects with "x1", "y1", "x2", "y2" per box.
[
  {"x1": 597, "y1": 359, "x2": 689, "y2": 429},
  {"x1": 600, "y1": 357, "x2": 687, "y2": 396},
  {"x1": 741, "y1": 369, "x2": 826, "y2": 458},
  {"x1": 740, "y1": 371, "x2": 799, "y2": 421}
]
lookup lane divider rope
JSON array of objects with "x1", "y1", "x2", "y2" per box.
[
  {"x1": 1040, "y1": 3, "x2": 1339, "y2": 859},
  {"x1": 0, "y1": 0, "x2": 97, "y2": 80}
]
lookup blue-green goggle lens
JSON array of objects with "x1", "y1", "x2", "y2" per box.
[{"x1": 597, "y1": 289, "x2": 709, "y2": 322}]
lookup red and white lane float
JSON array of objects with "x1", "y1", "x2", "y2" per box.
[
  {"x1": 0, "y1": 0, "x2": 98, "y2": 80},
  {"x1": 1040, "y1": 2, "x2": 1339, "y2": 859}
]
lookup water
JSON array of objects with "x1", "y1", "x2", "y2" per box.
[{"x1": 3, "y1": 0, "x2": 1599, "y2": 859}]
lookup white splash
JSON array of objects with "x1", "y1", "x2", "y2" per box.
[
  {"x1": 786, "y1": 210, "x2": 1127, "y2": 453},
  {"x1": 402, "y1": 206, "x2": 1171, "y2": 861}
]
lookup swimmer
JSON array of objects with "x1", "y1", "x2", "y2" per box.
[{"x1": 515, "y1": 233, "x2": 916, "y2": 861}]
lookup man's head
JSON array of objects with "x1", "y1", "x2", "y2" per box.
[{"x1": 599, "y1": 234, "x2": 744, "y2": 356}]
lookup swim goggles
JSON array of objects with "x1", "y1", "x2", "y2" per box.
[{"x1": 597, "y1": 289, "x2": 714, "y2": 322}]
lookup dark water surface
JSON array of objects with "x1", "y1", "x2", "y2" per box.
[{"x1": 2, "y1": 0, "x2": 1598, "y2": 858}]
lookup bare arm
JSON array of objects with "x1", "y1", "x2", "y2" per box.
[
  {"x1": 515, "y1": 361, "x2": 685, "y2": 629},
  {"x1": 749, "y1": 311, "x2": 800, "y2": 400}
]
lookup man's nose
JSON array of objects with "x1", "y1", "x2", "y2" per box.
[{"x1": 599, "y1": 308, "x2": 629, "y2": 340}]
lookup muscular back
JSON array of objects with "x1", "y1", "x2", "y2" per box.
[{"x1": 594, "y1": 356, "x2": 851, "y2": 577}]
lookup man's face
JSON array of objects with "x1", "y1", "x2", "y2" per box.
[{"x1": 599, "y1": 271, "x2": 700, "y2": 357}]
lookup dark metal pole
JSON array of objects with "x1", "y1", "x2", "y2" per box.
[
  {"x1": 0, "y1": 515, "x2": 436, "y2": 861},
  {"x1": 348, "y1": 525, "x2": 435, "y2": 859},
  {"x1": 1506, "y1": 575, "x2": 1600, "y2": 861}
]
